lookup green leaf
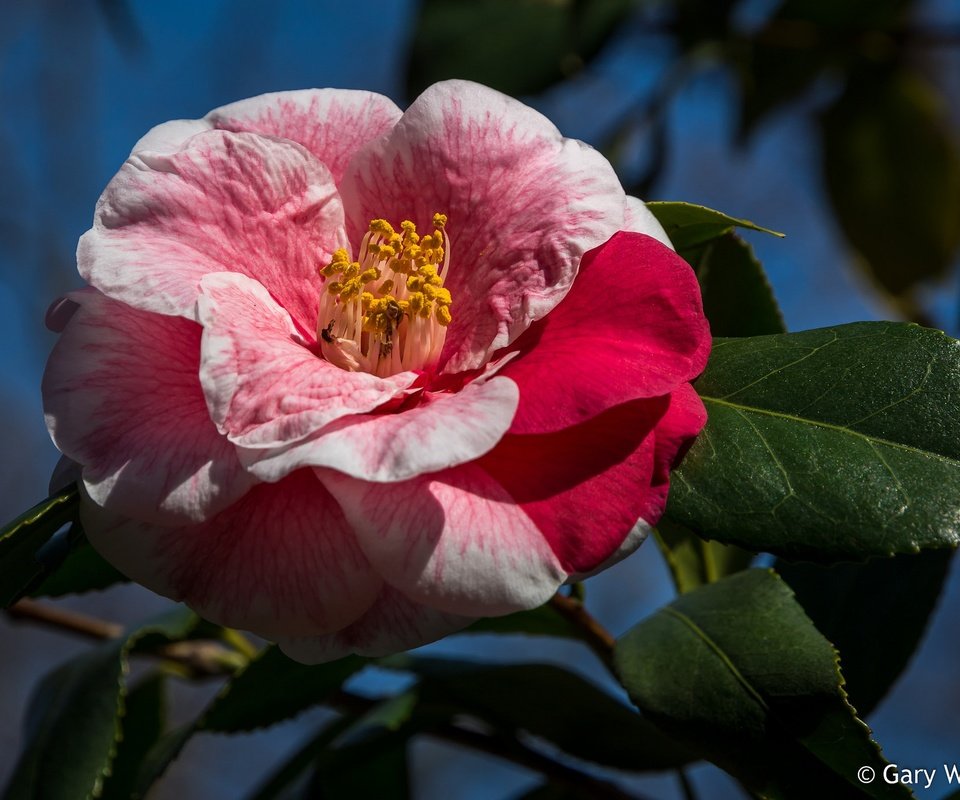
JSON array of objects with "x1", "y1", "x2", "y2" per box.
[
  {"x1": 31, "y1": 535, "x2": 129, "y2": 598},
  {"x1": 693, "y1": 233, "x2": 786, "y2": 337},
  {"x1": 667, "y1": 322, "x2": 960, "y2": 561},
  {"x1": 0, "y1": 486, "x2": 79, "y2": 607},
  {"x1": 405, "y1": 0, "x2": 632, "y2": 98},
  {"x1": 383, "y1": 656, "x2": 695, "y2": 772},
  {"x1": 655, "y1": 518, "x2": 755, "y2": 594},
  {"x1": 463, "y1": 602, "x2": 585, "y2": 641},
  {"x1": 201, "y1": 646, "x2": 366, "y2": 733},
  {"x1": 822, "y1": 68, "x2": 960, "y2": 297},
  {"x1": 777, "y1": 549, "x2": 954, "y2": 717},
  {"x1": 614, "y1": 569, "x2": 910, "y2": 799},
  {"x1": 99, "y1": 675, "x2": 166, "y2": 800},
  {"x1": 2, "y1": 607, "x2": 200, "y2": 800},
  {"x1": 646, "y1": 201, "x2": 783, "y2": 254}
]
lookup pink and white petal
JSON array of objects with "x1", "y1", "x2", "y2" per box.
[
  {"x1": 79, "y1": 129, "x2": 346, "y2": 330},
  {"x1": 131, "y1": 118, "x2": 212, "y2": 156},
  {"x1": 639, "y1": 382, "x2": 708, "y2": 527},
  {"x1": 244, "y1": 376, "x2": 518, "y2": 483},
  {"x1": 320, "y1": 464, "x2": 567, "y2": 617},
  {"x1": 567, "y1": 519, "x2": 651, "y2": 582},
  {"x1": 82, "y1": 470, "x2": 382, "y2": 639},
  {"x1": 198, "y1": 272, "x2": 416, "y2": 449},
  {"x1": 624, "y1": 195, "x2": 672, "y2": 248},
  {"x1": 339, "y1": 79, "x2": 628, "y2": 372},
  {"x1": 207, "y1": 89, "x2": 402, "y2": 186},
  {"x1": 479, "y1": 397, "x2": 670, "y2": 575},
  {"x1": 42, "y1": 290, "x2": 254, "y2": 525},
  {"x1": 500, "y1": 231, "x2": 711, "y2": 435},
  {"x1": 280, "y1": 585, "x2": 474, "y2": 663}
]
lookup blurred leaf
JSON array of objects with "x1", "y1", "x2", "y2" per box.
[
  {"x1": 463, "y1": 603, "x2": 584, "y2": 641},
  {"x1": 2, "y1": 608, "x2": 199, "y2": 800},
  {"x1": 692, "y1": 232, "x2": 787, "y2": 337},
  {"x1": 822, "y1": 68, "x2": 960, "y2": 297},
  {"x1": 655, "y1": 517, "x2": 755, "y2": 594},
  {"x1": 383, "y1": 656, "x2": 696, "y2": 771},
  {"x1": 667, "y1": 322, "x2": 960, "y2": 562},
  {"x1": 99, "y1": 675, "x2": 166, "y2": 800},
  {"x1": 201, "y1": 646, "x2": 366, "y2": 733},
  {"x1": 0, "y1": 486, "x2": 78, "y2": 606},
  {"x1": 31, "y1": 535, "x2": 128, "y2": 598},
  {"x1": 647, "y1": 201, "x2": 783, "y2": 254},
  {"x1": 406, "y1": 0, "x2": 632, "y2": 98},
  {"x1": 776, "y1": 549, "x2": 954, "y2": 717},
  {"x1": 614, "y1": 569, "x2": 910, "y2": 799}
]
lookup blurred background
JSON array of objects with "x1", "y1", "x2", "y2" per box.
[{"x1": 1, "y1": 0, "x2": 958, "y2": 797}]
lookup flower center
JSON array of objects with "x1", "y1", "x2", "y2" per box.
[{"x1": 317, "y1": 214, "x2": 453, "y2": 377}]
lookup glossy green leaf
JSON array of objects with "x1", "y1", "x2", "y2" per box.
[
  {"x1": 646, "y1": 201, "x2": 783, "y2": 254},
  {"x1": 655, "y1": 518, "x2": 755, "y2": 594},
  {"x1": 31, "y1": 535, "x2": 128, "y2": 598},
  {"x1": 0, "y1": 486, "x2": 78, "y2": 607},
  {"x1": 201, "y1": 646, "x2": 366, "y2": 733},
  {"x1": 777, "y1": 549, "x2": 954, "y2": 717},
  {"x1": 822, "y1": 68, "x2": 960, "y2": 296},
  {"x1": 614, "y1": 569, "x2": 910, "y2": 799},
  {"x1": 406, "y1": 0, "x2": 632, "y2": 98},
  {"x1": 383, "y1": 655, "x2": 696, "y2": 772},
  {"x1": 693, "y1": 232, "x2": 786, "y2": 337},
  {"x1": 2, "y1": 607, "x2": 199, "y2": 800},
  {"x1": 667, "y1": 322, "x2": 960, "y2": 561},
  {"x1": 99, "y1": 675, "x2": 166, "y2": 800}
]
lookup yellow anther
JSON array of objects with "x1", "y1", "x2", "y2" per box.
[
  {"x1": 432, "y1": 213, "x2": 447, "y2": 229},
  {"x1": 343, "y1": 262, "x2": 360, "y2": 279},
  {"x1": 360, "y1": 268, "x2": 380, "y2": 284},
  {"x1": 360, "y1": 291, "x2": 374, "y2": 309},
  {"x1": 389, "y1": 233, "x2": 403, "y2": 247},
  {"x1": 327, "y1": 281, "x2": 343, "y2": 295},
  {"x1": 407, "y1": 275, "x2": 425, "y2": 292},
  {"x1": 369, "y1": 219, "x2": 395, "y2": 237},
  {"x1": 331, "y1": 248, "x2": 349, "y2": 263},
  {"x1": 407, "y1": 292, "x2": 427, "y2": 315},
  {"x1": 401, "y1": 220, "x2": 417, "y2": 234},
  {"x1": 379, "y1": 279, "x2": 394, "y2": 295},
  {"x1": 433, "y1": 287, "x2": 452, "y2": 305},
  {"x1": 436, "y1": 305, "x2": 452, "y2": 326}
]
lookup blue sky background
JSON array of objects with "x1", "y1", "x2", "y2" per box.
[{"x1": 1, "y1": 1, "x2": 958, "y2": 798}]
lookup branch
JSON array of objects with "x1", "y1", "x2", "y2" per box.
[{"x1": 548, "y1": 592, "x2": 617, "y2": 671}]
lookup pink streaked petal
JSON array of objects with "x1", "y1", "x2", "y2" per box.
[
  {"x1": 79, "y1": 129, "x2": 346, "y2": 330},
  {"x1": 198, "y1": 272, "x2": 416, "y2": 449},
  {"x1": 243, "y1": 375, "x2": 519, "y2": 483},
  {"x1": 624, "y1": 195, "x2": 672, "y2": 248},
  {"x1": 131, "y1": 118, "x2": 211, "y2": 156},
  {"x1": 639, "y1": 382, "x2": 708, "y2": 527},
  {"x1": 280, "y1": 585, "x2": 474, "y2": 663},
  {"x1": 480, "y1": 398, "x2": 670, "y2": 574},
  {"x1": 42, "y1": 291, "x2": 254, "y2": 525},
  {"x1": 500, "y1": 231, "x2": 711, "y2": 435},
  {"x1": 82, "y1": 470, "x2": 382, "y2": 639},
  {"x1": 340, "y1": 79, "x2": 628, "y2": 373},
  {"x1": 320, "y1": 464, "x2": 567, "y2": 617},
  {"x1": 208, "y1": 89, "x2": 402, "y2": 185},
  {"x1": 568, "y1": 519, "x2": 651, "y2": 581}
]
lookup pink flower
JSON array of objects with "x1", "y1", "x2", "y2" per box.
[{"x1": 42, "y1": 81, "x2": 709, "y2": 662}]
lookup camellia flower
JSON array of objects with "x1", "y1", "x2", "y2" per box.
[{"x1": 42, "y1": 81, "x2": 710, "y2": 663}]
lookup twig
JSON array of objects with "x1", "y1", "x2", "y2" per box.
[
  {"x1": 330, "y1": 689, "x2": 649, "y2": 800},
  {"x1": 548, "y1": 593, "x2": 617, "y2": 671},
  {"x1": 8, "y1": 597, "x2": 123, "y2": 640}
]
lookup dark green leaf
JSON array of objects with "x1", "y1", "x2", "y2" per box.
[
  {"x1": 383, "y1": 656, "x2": 696, "y2": 772},
  {"x1": 406, "y1": 0, "x2": 632, "y2": 98},
  {"x1": 201, "y1": 646, "x2": 366, "y2": 733},
  {"x1": 646, "y1": 201, "x2": 783, "y2": 254},
  {"x1": 614, "y1": 569, "x2": 910, "y2": 799},
  {"x1": 31, "y1": 536, "x2": 128, "y2": 598},
  {"x1": 693, "y1": 233, "x2": 786, "y2": 337},
  {"x1": 0, "y1": 486, "x2": 78, "y2": 606},
  {"x1": 655, "y1": 517, "x2": 755, "y2": 594},
  {"x1": 822, "y1": 69, "x2": 960, "y2": 296},
  {"x1": 463, "y1": 603, "x2": 585, "y2": 641},
  {"x1": 2, "y1": 607, "x2": 199, "y2": 800},
  {"x1": 99, "y1": 675, "x2": 166, "y2": 800},
  {"x1": 667, "y1": 322, "x2": 960, "y2": 561},
  {"x1": 777, "y1": 549, "x2": 954, "y2": 717}
]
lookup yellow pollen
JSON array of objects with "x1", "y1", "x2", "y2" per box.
[{"x1": 317, "y1": 213, "x2": 454, "y2": 377}]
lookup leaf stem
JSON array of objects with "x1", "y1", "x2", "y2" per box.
[
  {"x1": 548, "y1": 592, "x2": 616, "y2": 670},
  {"x1": 7, "y1": 597, "x2": 123, "y2": 639}
]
